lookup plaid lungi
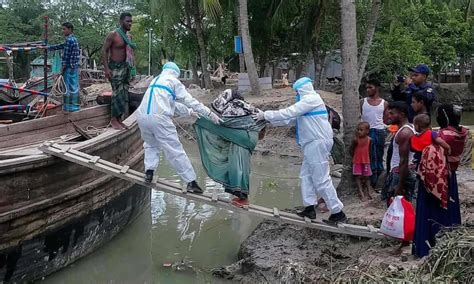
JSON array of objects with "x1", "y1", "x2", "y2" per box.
[{"x1": 109, "y1": 61, "x2": 130, "y2": 118}]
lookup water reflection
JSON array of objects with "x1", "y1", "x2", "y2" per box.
[{"x1": 43, "y1": 142, "x2": 301, "y2": 283}]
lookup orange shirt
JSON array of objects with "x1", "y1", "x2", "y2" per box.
[
  {"x1": 411, "y1": 130, "x2": 435, "y2": 152},
  {"x1": 353, "y1": 136, "x2": 371, "y2": 164}
]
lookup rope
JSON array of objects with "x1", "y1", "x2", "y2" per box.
[
  {"x1": 85, "y1": 125, "x2": 109, "y2": 136},
  {"x1": 34, "y1": 97, "x2": 49, "y2": 119},
  {"x1": 51, "y1": 75, "x2": 66, "y2": 98},
  {"x1": 173, "y1": 118, "x2": 197, "y2": 142}
]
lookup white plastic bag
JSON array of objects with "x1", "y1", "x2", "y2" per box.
[{"x1": 379, "y1": 196, "x2": 415, "y2": 241}]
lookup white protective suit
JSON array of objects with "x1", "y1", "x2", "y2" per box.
[
  {"x1": 136, "y1": 62, "x2": 214, "y2": 183},
  {"x1": 263, "y1": 77, "x2": 344, "y2": 214}
]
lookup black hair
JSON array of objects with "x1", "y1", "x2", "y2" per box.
[
  {"x1": 387, "y1": 101, "x2": 409, "y2": 117},
  {"x1": 231, "y1": 89, "x2": 244, "y2": 101},
  {"x1": 413, "y1": 90, "x2": 434, "y2": 109},
  {"x1": 436, "y1": 104, "x2": 461, "y2": 129},
  {"x1": 413, "y1": 113, "x2": 431, "y2": 129},
  {"x1": 62, "y1": 22, "x2": 74, "y2": 31},
  {"x1": 358, "y1": 121, "x2": 370, "y2": 129},
  {"x1": 120, "y1": 12, "x2": 132, "y2": 21},
  {"x1": 366, "y1": 78, "x2": 381, "y2": 88}
]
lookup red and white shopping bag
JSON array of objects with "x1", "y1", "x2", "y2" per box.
[{"x1": 379, "y1": 196, "x2": 415, "y2": 241}]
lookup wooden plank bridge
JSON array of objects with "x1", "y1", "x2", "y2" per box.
[{"x1": 40, "y1": 142, "x2": 385, "y2": 239}]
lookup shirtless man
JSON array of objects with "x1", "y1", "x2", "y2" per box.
[{"x1": 102, "y1": 12, "x2": 135, "y2": 130}]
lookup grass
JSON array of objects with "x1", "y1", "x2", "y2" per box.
[{"x1": 334, "y1": 227, "x2": 474, "y2": 283}]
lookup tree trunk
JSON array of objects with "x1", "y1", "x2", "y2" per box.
[
  {"x1": 191, "y1": 54, "x2": 200, "y2": 85},
  {"x1": 236, "y1": 0, "x2": 246, "y2": 73},
  {"x1": 357, "y1": 0, "x2": 382, "y2": 84},
  {"x1": 239, "y1": 0, "x2": 261, "y2": 95},
  {"x1": 337, "y1": 0, "x2": 360, "y2": 192},
  {"x1": 469, "y1": 60, "x2": 474, "y2": 92},
  {"x1": 258, "y1": 52, "x2": 268, "y2": 77},
  {"x1": 460, "y1": 60, "x2": 466, "y2": 83},
  {"x1": 311, "y1": 0, "x2": 326, "y2": 89},
  {"x1": 191, "y1": 0, "x2": 213, "y2": 89}
]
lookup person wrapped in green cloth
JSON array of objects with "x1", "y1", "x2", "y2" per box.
[{"x1": 194, "y1": 89, "x2": 266, "y2": 207}]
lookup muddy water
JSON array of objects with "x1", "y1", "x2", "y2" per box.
[
  {"x1": 431, "y1": 111, "x2": 474, "y2": 127},
  {"x1": 42, "y1": 142, "x2": 302, "y2": 283},
  {"x1": 462, "y1": 111, "x2": 474, "y2": 125}
]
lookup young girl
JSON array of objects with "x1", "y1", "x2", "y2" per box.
[{"x1": 351, "y1": 122, "x2": 373, "y2": 201}]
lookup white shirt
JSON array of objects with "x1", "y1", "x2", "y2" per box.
[
  {"x1": 361, "y1": 97, "x2": 385, "y2": 130},
  {"x1": 390, "y1": 124, "x2": 415, "y2": 171}
]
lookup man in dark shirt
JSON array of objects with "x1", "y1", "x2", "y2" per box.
[
  {"x1": 391, "y1": 64, "x2": 436, "y2": 123},
  {"x1": 49, "y1": 22, "x2": 81, "y2": 112}
]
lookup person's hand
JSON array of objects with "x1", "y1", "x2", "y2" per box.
[
  {"x1": 252, "y1": 110, "x2": 265, "y2": 121},
  {"x1": 208, "y1": 112, "x2": 223, "y2": 125},
  {"x1": 38, "y1": 45, "x2": 48, "y2": 50},
  {"x1": 446, "y1": 146, "x2": 452, "y2": 156},
  {"x1": 104, "y1": 69, "x2": 112, "y2": 82},
  {"x1": 190, "y1": 109, "x2": 201, "y2": 119}
]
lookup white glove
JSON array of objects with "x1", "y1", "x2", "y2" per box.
[
  {"x1": 252, "y1": 110, "x2": 265, "y2": 122},
  {"x1": 189, "y1": 109, "x2": 201, "y2": 118},
  {"x1": 208, "y1": 111, "x2": 223, "y2": 125}
]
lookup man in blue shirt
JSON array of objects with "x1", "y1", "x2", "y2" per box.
[
  {"x1": 391, "y1": 64, "x2": 436, "y2": 123},
  {"x1": 49, "y1": 22, "x2": 81, "y2": 112}
]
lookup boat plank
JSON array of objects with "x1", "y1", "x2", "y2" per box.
[
  {"x1": 0, "y1": 105, "x2": 109, "y2": 136},
  {"x1": 0, "y1": 116, "x2": 110, "y2": 147}
]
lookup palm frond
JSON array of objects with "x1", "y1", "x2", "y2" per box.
[{"x1": 202, "y1": 0, "x2": 222, "y2": 22}]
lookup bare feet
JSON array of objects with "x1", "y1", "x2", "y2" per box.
[
  {"x1": 393, "y1": 241, "x2": 410, "y2": 255},
  {"x1": 366, "y1": 192, "x2": 373, "y2": 200},
  {"x1": 110, "y1": 117, "x2": 125, "y2": 130},
  {"x1": 231, "y1": 197, "x2": 249, "y2": 208}
]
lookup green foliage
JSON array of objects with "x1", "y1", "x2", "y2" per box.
[
  {"x1": 0, "y1": 0, "x2": 471, "y2": 82},
  {"x1": 369, "y1": 0, "x2": 472, "y2": 80},
  {"x1": 367, "y1": 28, "x2": 431, "y2": 81}
]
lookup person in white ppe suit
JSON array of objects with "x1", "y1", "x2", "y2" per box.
[
  {"x1": 253, "y1": 77, "x2": 346, "y2": 224},
  {"x1": 137, "y1": 62, "x2": 222, "y2": 193}
]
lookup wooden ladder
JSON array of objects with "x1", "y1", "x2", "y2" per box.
[{"x1": 39, "y1": 142, "x2": 385, "y2": 239}]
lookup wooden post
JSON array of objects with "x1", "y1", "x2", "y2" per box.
[{"x1": 43, "y1": 16, "x2": 49, "y2": 96}]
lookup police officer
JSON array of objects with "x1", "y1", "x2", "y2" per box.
[{"x1": 391, "y1": 64, "x2": 436, "y2": 123}]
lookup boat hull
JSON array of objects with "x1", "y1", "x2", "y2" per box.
[{"x1": 0, "y1": 106, "x2": 149, "y2": 282}]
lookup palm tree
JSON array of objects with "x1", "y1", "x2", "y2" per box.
[
  {"x1": 338, "y1": 0, "x2": 360, "y2": 191},
  {"x1": 151, "y1": 0, "x2": 222, "y2": 89},
  {"x1": 239, "y1": 0, "x2": 261, "y2": 95},
  {"x1": 190, "y1": 0, "x2": 215, "y2": 89}
]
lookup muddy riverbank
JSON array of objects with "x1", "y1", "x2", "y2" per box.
[{"x1": 175, "y1": 86, "x2": 474, "y2": 283}]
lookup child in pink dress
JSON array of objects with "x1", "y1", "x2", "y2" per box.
[{"x1": 351, "y1": 122, "x2": 373, "y2": 201}]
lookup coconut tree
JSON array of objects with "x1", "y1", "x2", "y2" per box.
[
  {"x1": 239, "y1": 0, "x2": 261, "y2": 95},
  {"x1": 151, "y1": 0, "x2": 222, "y2": 89},
  {"x1": 338, "y1": 0, "x2": 360, "y2": 191}
]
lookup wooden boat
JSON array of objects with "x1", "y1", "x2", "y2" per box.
[{"x1": 0, "y1": 101, "x2": 148, "y2": 282}]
